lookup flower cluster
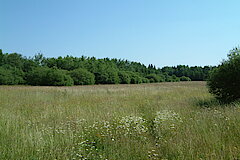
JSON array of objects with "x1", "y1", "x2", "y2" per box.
[
  {"x1": 153, "y1": 110, "x2": 182, "y2": 139},
  {"x1": 72, "y1": 116, "x2": 149, "y2": 159},
  {"x1": 148, "y1": 149, "x2": 159, "y2": 160},
  {"x1": 154, "y1": 110, "x2": 182, "y2": 128},
  {"x1": 33, "y1": 110, "x2": 183, "y2": 159},
  {"x1": 117, "y1": 115, "x2": 148, "y2": 136},
  {"x1": 71, "y1": 137, "x2": 106, "y2": 160}
]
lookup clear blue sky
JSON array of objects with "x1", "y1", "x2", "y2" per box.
[{"x1": 1, "y1": 0, "x2": 240, "y2": 67}]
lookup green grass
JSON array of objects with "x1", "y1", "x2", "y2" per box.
[{"x1": 0, "y1": 82, "x2": 240, "y2": 159}]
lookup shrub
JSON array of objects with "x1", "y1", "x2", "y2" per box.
[
  {"x1": 145, "y1": 74, "x2": 164, "y2": 83},
  {"x1": 26, "y1": 67, "x2": 48, "y2": 85},
  {"x1": 0, "y1": 67, "x2": 15, "y2": 85},
  {"x1": 165, "y1": 75, "x2": 180, "y2": 82},
  {"x1": 46, "y1": 68, "x2": 74, "y2": 86},
  {"x1": 70, "y1": 68, "x2": 95, "y2": 85},
  {"x1": 118, "y1": 71, "x2": 131, "y2": 84},
  {"x1": 171, "y1": 75, "x2": 180, "y2": 82},
  {"x1": 0, "y1": 66, "x2": 25, "y2": 85},
  {"x1": 141, "y1": 77, "x2": 150, "y2": 83},
  {"x1": 94, "y1": 69, "x2": 120, "y2": 84},
  {"x1": 126, "y1": 72, "x2": 142, "y2": 84},
  {"x1": 26, "y1": 67, "x2": 73, "y2": 86},
  {"x1": 207, "y1": 48, "x2": 240, "y2": 102},
  {"x1": 180, "y1": 76, "x2": 191, "y2": 81}
]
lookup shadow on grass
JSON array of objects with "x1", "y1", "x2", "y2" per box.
[
  {"x1": 193, "y1": 97, "x2": 240, "y2": 108},
  {"x1": 193, "y1": 98, "x2": 223, "y2": 108}
]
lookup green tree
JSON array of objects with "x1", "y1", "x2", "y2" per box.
[
  {"x1": 0, "y1": 66, "x2": 25, "y2": 85},
  {"x1": 141, "y1": 77, "x2": 150, "y2": 83},
  {"x1": 2, "y1": 53, "x2": 25, "y2": 70},
  {"x1": 145, "y1": 74, "x2": 164, "y2": 83},
  {"x1": 33, "y1": 53, "x2": 45, "y2": 66},
  {"x1": 27, "y1": 67, "x2": 73, "y2": 86},
  {"x1": 70, "y1": 68, "x2": 95, "y2": 85},
  {"x1": 0, "y1": 67, "x2": 15, "y2": 85},
  {"x1": 118, "y1": 71, "x2": 131, "y2": 84},
  {"x1": 127, "y1": 72, "x2": 143, "y2": 84},
  {"x1": 26, "y1": 67, "x2": 49, "y2": 85},
  {"x1": 46, "y1": 68, "x2": 73, "y2": 86},
  {"x1": 94, "y1": 69, "x2": 120, "y2": 84},
  {"x1": 171, "y1": 75, "x2": 180, "y2": 82},
  {"x1": 208, "y1": 47, "x2": 240, "y2": 102}
]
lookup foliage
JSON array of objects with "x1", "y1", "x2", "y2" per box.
[
  {"x1": 180, "y1": 76, "x2": 191, "y2": 81},
  {"x1": 26, "y1": 67, "x2": 48, "y2": 85},
  {"x1": 46, "y1": 68, "x2": 74, "y2": 86},
  {"x1": 162, "y1": 65, "x2": 214, "y2": 81},
  {"x1": 165, "y1": 75, "x2": 180, "y2": 82},
  {"x1": 141, "y1": 77, "x2": 150, "y2": 83},
  {"x1": 0, "y1": 66, "x2": 25, "y2": 85},
  {"x1": 0, "y1": 67, "x2": 13, "y2": 85},
  {"x1": 0, "y1": 52, "x2": 24, "y2": 69},
  {"x1": 208, "y1": 47, "x2": 240, "y2": 102},
  {"x1": 0, "y1": 49, "x2": 214, "y2": 86},
  {"x1": 27, "y1": 67, "x2": 73, "y2": 86},
  {"x1": 69, "y1": 68, "x2": 95, "y2": 85},
  {"x1": 94, "y1": 69, "x2": 120, "y2": 84},
  {"x1": 118, "y1": 71, "x2": 131, "y2": 84},
  {"x1": 127, "y1": 71, "x2": 143, "y2": 84},
  {"x1": 33, "y1": 53, "x2": 45, "y2": 66},
  {"x1": 145, "y1": 74, "x2": 165, "y2": 83}
]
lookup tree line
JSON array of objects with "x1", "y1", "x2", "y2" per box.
[{"x1": 0, "y1": 49, "x2": 215, "y2": 86}]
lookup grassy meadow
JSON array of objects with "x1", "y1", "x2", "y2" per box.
[{"x1": 0, "y1": 81, "x2": 240, "y2": 160}]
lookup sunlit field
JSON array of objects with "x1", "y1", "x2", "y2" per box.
[{"x1": 0, "y1": 82, "x2": 240, "y2": 160}]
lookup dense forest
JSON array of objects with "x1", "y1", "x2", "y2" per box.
[{"x1": 0, "y1": 49, "x2": 215, "y2": 86}]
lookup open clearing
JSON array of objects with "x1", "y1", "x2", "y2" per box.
[{"x1": 0, "y1": 82, "x2": 240, "y2": 159}]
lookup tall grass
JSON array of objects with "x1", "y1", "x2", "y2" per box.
[{"x1": 0, "y1": 82, "x2": 239, "y2": 159}]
